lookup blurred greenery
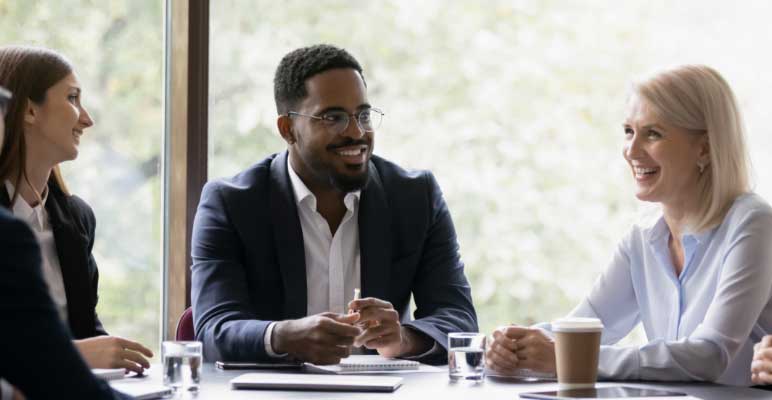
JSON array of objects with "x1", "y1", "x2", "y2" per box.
[
  {"x1": 3, "y1": 0, "x2": 771, "y2": 359},
  {"x1": 209, "y1": 0, "x2": 772, "y2": 341}
]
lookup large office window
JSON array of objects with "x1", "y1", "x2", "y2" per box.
[
  {"x1": 1, "y1": 1, "x2": 165, "y2": 352},
  {"x1": 5, "y1": 0, "x2": 771, "y2": 351},
  {"x1": 209, "y1": 0, "x2": 772, "y2": 336}
]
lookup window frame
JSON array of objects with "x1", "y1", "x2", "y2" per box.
[{"x1": 162, "y1": 0, "x2": 209, "y2": 340}]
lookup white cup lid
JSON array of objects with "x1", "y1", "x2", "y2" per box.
[{"x1": 552, "y1": 317, "x2": 604, "y2": 332}]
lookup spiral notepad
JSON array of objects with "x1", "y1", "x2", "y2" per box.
[{"x1": 304, "y1": 355, "x2": 420, "y2": 374}]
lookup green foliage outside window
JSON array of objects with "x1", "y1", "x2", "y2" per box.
[{"x1": 3, "y1": 0, "x2": 771, "y2": 356}]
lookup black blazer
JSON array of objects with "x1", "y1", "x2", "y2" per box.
[
  {"x1": 0, "y1": 207, "x2": 128, "y2": 399},
  {"x1": 191, "y1": 151, "x2": 478, "y2": 364},
  {"x1": 1, "y1": 179, "x2": 107, "y2": 339}
]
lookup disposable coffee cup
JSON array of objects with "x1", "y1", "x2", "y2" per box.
[{"x1": 552, "y1": 317, "x2": 604, "y2": 389}]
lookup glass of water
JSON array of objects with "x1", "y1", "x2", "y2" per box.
[
  {"x1": 448, "y1": 332, "x2": 486, "y2": 382},
  {"x1": 162, "y1": 341, "x2": 202, "y2": 392}
]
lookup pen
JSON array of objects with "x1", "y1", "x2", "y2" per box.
[{"x1": 348, "y1": 288, "x2": 361, "y2": 315}]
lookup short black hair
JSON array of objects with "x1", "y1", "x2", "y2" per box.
[{"x1": 273, "y1": 44, "x2": 365, "y2": 115}]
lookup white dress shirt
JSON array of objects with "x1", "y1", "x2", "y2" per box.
[
  {"x1": 5, "y1": 181, "x2": 69, "y2": 323},
  {"x1": 538, "y1": 193, "x2": 772, "y2": 386},
  {"x1": 263, "y1": 160, "x2": 361, "y2": 356}
]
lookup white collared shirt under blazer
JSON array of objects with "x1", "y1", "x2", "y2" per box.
[
  {"x1": 263, "y1": 159, "x2": 361, "y2": 356},
  {"x1": 539, "y1": 193, "x2": 772, "y2": 386},
  {"x1": 5, "y1": 181, "x2": 68, "y2": 323}
]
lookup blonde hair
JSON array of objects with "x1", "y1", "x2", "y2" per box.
[{"x1": 632, "y1": 65, "x2": 750, "y2": 232}]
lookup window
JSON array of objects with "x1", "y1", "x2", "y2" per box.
[
  {"x1": 1, "y1": 0, "x2": 165, "y2": 353},
  {"x1": 209, "y1": 0, "x2": 772, "y2": 337}
]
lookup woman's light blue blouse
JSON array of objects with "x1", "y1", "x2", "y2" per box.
[{"x1": 542, "y1": 193, "x2": 772, "y2": 386}]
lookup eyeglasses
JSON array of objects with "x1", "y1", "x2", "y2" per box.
[
  {"x1": 0, "y1": 86, "x2": 11, "y2": 118},
  {"x1": 288, "y1": 107, "x2": 384, "y2": 135}
]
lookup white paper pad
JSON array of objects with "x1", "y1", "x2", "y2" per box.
[{"x1": 304, "y1": 355, "x2": 444, "y2": 374}]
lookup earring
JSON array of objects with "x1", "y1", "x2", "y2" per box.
[{"x1": 697, "y1": 162, "x2": 705, "y2": 174}]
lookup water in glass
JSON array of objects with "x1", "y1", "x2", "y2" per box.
[
  {"x1": 162, "y1": 341, "x2": 202, "y2": 392},
  {"x1": 448, "y1": 333, "x2": 485, "y2": 382}
]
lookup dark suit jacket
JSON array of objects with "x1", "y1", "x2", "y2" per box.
[
  {"x1": 0, "y1": 207, "x2": 128, "y2": 399},
  {"x1": 1, "y1": 179, "x2": 107, "y2": 339},
  {"x1": 191, "y1": 151, "x2": 478, "y2": 364}
]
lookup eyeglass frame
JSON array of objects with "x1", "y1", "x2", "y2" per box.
[
  {"x1": 0, "y1": 86, "x2": 11, "y2": 118},
  {"x1": 286, "y1": 107, "x2": 384, "y2": 134}
]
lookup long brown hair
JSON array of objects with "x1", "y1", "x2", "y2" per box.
[{"x1": 0, "y1": 45, "x2": 74, "y2": 203}]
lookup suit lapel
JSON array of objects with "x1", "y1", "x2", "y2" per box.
[
  {"x1": 269, "y1": 152, "x2": 307, "y2": 318},
  {"x1": 359, "y1": 161, "x2": 392, "y2": 301}
]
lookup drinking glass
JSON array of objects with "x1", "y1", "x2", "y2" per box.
[
  {"x1": 162, "y1": 341, "x2": 202, "y2": 392},
  {"x1": 448, "y1": 332, "x2": 486, "y2": 382}
]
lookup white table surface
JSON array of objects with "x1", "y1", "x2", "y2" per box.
[{"x1": 108, "y1": 363, "x2": 772, "y2": 400}]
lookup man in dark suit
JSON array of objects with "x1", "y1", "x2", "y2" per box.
[
  {"x1": 0, "y1": 85, "x2": 128, "y2": 399},
  {"x1": 191, "y1": 44, "x2": 478, "y2": 365}
]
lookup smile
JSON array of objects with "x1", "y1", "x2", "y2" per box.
[
  {"x1": 337, "y1": 147, "x2": 365, "y2": 156},
  {"x1": 331, "y1": 144, "x2": 368, "y2": 164},
  {"x1": 633, "y1": 166, "x2": 659, "y2": 181}
]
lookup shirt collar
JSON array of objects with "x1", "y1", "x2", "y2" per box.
[
  {"x1": 646, "y1": 215, "x2": 715, "y2": 245},
  {"x1": 4, "y1": 180, "x2": 49, "y2": 230},
  {"x1": 286, "y1": 158, "x2": 361, "y2": 212}
]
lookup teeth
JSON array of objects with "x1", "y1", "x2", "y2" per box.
[
  {"x1": 634, "y1": 167, "x2": 658, "y2": 175},
  {"x1": 337, "y1": 147, "x2": 364, "y2": 156}
]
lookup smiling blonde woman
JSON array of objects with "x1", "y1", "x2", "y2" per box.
[{"x1": 486, "y1": 65, "x2": 772, "y2": 386}]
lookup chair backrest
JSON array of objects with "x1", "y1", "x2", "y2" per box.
[{"x1": 175, "y1": 306, "x2": 194, "y2": 341}]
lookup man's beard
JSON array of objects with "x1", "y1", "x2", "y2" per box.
[{"x1": 329, "y1": 163, "x2": 370, "y2": 193}]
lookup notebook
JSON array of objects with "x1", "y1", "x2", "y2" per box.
[
  {"x1": 303, "y1": 355, "x2": 420, "y2": 374},
  {"x1": 231, "y1": 373, "x2": 403, "y2": 392}
]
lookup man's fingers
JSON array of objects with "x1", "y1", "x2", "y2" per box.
[
  {"x1": 316, "y1": 331, "x2": 357, "y2": 347},
  {"x1": 328, "y1": 312, "x2": 361, "y2": 324},
  {"x1": 363, "y1": 332, "x2": 400, "y2": 349},
  {"x1": 357, "y1": 307, "x2": 399, "y2": 324},
  {"x1": 348, "y1": 297, "x2": 393, "y2": 313},
  {"x1": 321, "y1": 316, "x2": 363, "y2": 337},
  {"x1": 116, "y1": 338, "x2": 154, "y2": 358},
  {"x1": 330, "y1": 344, "x2": 352, "y2": 359},
  {"x1": 355, "y1": 321, "x2": 399, "y2": 345}
]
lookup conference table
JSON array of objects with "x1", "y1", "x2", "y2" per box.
[{"x1": 110, "y1": 363, "x2": 772, "y2": 399}]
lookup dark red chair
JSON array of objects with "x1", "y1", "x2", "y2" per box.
[{"x1": 175, "y1": 306, "x2": 195, "y2": 341}]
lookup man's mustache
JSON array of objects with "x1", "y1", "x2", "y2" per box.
[{"x1": 327, "y1": 139, "x2": 369, "y2": 151}]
